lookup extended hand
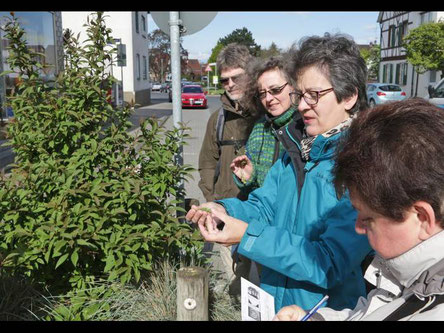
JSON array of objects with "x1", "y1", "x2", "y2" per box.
[
  {"x1": 230, "y1": 155, "x2": 253, "y2": 183},
  {"x1": 272, "y1": 305, "x2": 307, "y2": 321},
  {"x1": 185, "y1": 202, "x2": 226, "y2": 228},
  {"x1": 198, "y1": 208, "x2": 248, "y2": 246}
]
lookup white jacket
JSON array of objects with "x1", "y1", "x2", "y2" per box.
[{"x1": 316, "y1": 230, "x2": 444, "y2": 321}]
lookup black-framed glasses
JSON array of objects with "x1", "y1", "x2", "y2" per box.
[
  {"x1": 257, "y1": 82, "x2": 288, "y2": 100},
  {"x1": 289, "y1": 87, "x2": 334, "y2": 106},
  {"x1": 220, "y1": 73, "x2": 245, "y2": 85}
]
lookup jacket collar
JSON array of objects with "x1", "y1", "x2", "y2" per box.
[
  {"x1": 220, "y1": 92, "x2": 249, "y2": 117},
  {"x1": 388, "y1": 230, "x2": 444, "y2": 296},
  {"x1": 308, "y1": 132, "x2": 344, "y2": 162},
  {"x1": 367, "y1": 230, "x2": 444, "y2": 297}
]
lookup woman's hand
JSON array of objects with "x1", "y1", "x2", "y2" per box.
[
  {"x1": 191, "y1": 207, "x2": 248, "y2": 246},
  {"x1": 272, "y1": 305, "x2": 307, "y2": 321},
  {"x1": 230, "y1": 155, "x2": 253, "y2": 184},
  {"x1": 185, "y1": 202, "x2": 226, "y2": 229}
]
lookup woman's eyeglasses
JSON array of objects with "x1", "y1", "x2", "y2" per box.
[
  {"x1": 289, "y1": 87, "x2": 334, "y2": 106},
  {"x1": 257, "y1": 82, "x2": 288, "y2": 100}
]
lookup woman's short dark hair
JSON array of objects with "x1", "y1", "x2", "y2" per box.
[
  {"x1": 333, "y1": 98, "x2": 444, "y2": 227},
  {"x1": 289, "y1": 32, "x2": 368, "y2": 114}
]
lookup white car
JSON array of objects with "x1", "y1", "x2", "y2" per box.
[
  {"x1": 151, "y1": 82, "x2": 162, "y2": 91},
  {"x1": 426, "y1": 78, "x2": 444, "y2": 109}
]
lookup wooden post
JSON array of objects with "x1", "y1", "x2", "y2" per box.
[{"x1": 176, "y1": 266, "x2": 208, "y2": 321}]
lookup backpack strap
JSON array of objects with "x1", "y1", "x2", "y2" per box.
[
  {"x1": 213, "y1": 108, "x2": 226, "y2": 185},
  {"x1": 213, "y1": 108, "x2": 250, "y2": 185},
  {"x1": 383, "y1": 293, "x2": 444, "y2": 321}
]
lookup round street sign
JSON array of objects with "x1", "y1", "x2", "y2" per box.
[{"x1": 151, "y1": 12, "x2": 217, "y2": 36}]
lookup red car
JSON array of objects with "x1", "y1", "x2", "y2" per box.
[{"x1": 181, "y1": 85, "x2": 208, "y2": 108}]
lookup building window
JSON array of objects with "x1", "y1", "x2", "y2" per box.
[
  {"x1": 395, "y1": 63, "x2": 408, "y2": 85},
  {"x1": 141, "y1": 15, "x2": 146, "y2": 33},
  {"x1": 420, "y1": 12, "x2": 433, "y2": 25},
  {"x1": 398, "y1": 21, "x2": 408, "y2": 46},
  {"x1": 143, "y1": 55, "x2": 147, "y2": 80},
  {"x1": 388, "y1": 25, "x2": 397, "y2": 47},
  {"x1": 0, "y1": 11, "x2": 57, "y2": 119},
  {"x1": 401, "y1": 63, "x2": 408, "y2": 85},
  {"x1": 382, "y1": 63, "x2": 394, "y2": 83},
  {"x1": 135, "y1": 11, "x2": 139, "y2": 33},
  {"x1": 136, "y1": 54, "x2": 140, "y2": 80},
  {"x1": 430, "y1": 70, "x2": 437, "y2": 83}
]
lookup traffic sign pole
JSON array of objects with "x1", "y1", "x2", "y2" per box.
[
  {"x1": 169, "y1": 12, "x2": 182, "y2": 131},
  {"x1": 151, "y1": 11, "x2": 217, "y2": 219},
  {"x1": 169, "y1": 11, "x2": 185, "y2": 218}
]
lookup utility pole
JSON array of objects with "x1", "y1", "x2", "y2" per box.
[
  {"x1": 169, "y1": 12, "x2": 185, "y2": 218},
  {"x1": 169, "y1": 12, "x2": 182, "y2": 133}
]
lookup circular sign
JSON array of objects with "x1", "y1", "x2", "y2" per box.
[{"x1": 151, "y1": 11, "x2": 217, "y2": 36}]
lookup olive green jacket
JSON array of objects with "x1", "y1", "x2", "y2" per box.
[{"x1": 198, "y1": 93, "x2": 257, "y2": 202}]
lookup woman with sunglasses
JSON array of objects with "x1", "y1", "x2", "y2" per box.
[
  {"x1": 230, "y1": 55, "x2": 303, "y2": 196},
  {"x1": 186, "y1": 33, "x2": 372, "y2": 313}
]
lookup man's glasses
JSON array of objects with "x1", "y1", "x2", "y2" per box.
[
  {"x1": 257, "y1": 82, "x2": 288, "y2": 100},
  {"x1": 220, "y1": 73, "x2": 245, "y2": 86},
  {"x1": 289, "y1": 87, "x2": 334, "y2": 106}
]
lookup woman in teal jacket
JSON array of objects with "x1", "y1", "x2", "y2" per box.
[{"x1": 186, "y1": 33, "x2": 372, "y2": 312}]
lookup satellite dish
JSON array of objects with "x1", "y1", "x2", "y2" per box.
[{"x1": 151, "y1": 11, "x2": 217, "y2": 36}]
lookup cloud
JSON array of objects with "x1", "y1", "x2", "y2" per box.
[{"x1": 188, "y1": 51, "x2": 211, "y2": 63}]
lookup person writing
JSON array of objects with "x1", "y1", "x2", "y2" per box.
[
  {"x1": 186, "y1": 33, "x2": 372, "y2": 312},
  {"x1": 274, "y1": 98, "x2": 444, "y2": 321}
]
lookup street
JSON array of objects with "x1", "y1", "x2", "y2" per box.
[{"x1": 147, "y1": 91, "x2": 221, "y2": 206}]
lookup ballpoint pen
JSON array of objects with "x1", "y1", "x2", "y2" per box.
[{"x1": 300, "y1": 295, "x2": 329, "y2": 321}]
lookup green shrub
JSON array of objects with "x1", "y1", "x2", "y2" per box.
[
  {"x1": 0, "y1": 12, "x2": 203, "y2": 294},
  {"x1": 36, "y1": 259, "x2": 241, "y2": 321}
]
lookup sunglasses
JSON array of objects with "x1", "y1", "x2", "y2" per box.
[
  {"x1": 220, "y1": 73, "x2": 245, "y2": 85},
  {"x1": 289, "y1": 87, "x2": 334, "y2": 106},
  {"x1": 257, "y1": 82, "x2": 289, "y2": 100}
]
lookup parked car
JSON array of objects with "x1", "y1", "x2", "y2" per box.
[
  {"x1": 160, "y1": 82, "x2": 170, "y2": 93},
  {"x1": 151, "y1": 82, "x2": 162, "y2": 91},
  {"x1": 425, "y1": 78, "x2": 444, "y2": 109},
  {"x1": 181, "y1": 85, "x2": 207, "y2": 108},
  {"x1": 367, "y1": 83, "x2": 407, "y2": 108}
]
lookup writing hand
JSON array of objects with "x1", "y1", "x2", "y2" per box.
[{"x1": 272, "y1": 305, "x2": 307, "y2": 321}]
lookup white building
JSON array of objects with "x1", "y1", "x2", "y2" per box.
[
  {"x1": 61, "y1": 11, "x2": 151, "y2": 106},
  {"x1": 377, "y1": 11, "x2": 444, "y2": 98}
]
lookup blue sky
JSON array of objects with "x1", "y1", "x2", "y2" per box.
[{"x1": 148, "y1": 11, "x2": 381, "y2": 63}]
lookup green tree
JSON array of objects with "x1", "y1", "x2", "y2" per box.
[
  {"x1": 403, "y1": 21, "x2": 444, "y2": 95},
  {"x1": 360, "y1": 43, "x2": 380, "y2": 81},
  {"x1": 258, "y1": 42, "x2": 282, "y2": 59},
  {"x1": 217, "y1": 27, "x2": 261, "y2": 56},
  {"x1": 148, "y1": 28, "x2": 188, "y2": 82},
  {"x1": 0, "y1": 12, "x2": 203, "y2": 297},
  {"x1": 207, "y1": 42, "x2": 224, "y2": 65}
]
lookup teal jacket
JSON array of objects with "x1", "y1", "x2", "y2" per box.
[{"x1": 219, "y1": 131, "x2": 372, "y2": 312}]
